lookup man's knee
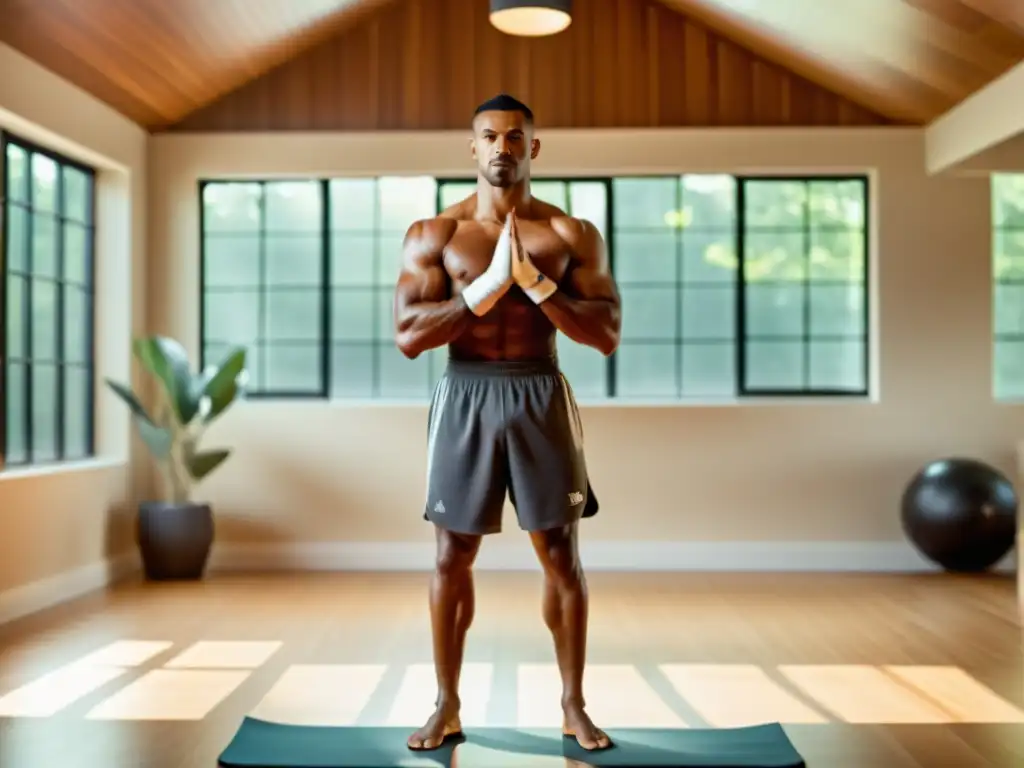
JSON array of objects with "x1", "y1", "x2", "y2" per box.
[
  {"x1": 435, "y1": 528, "x2": 482, "y2": 576},
  {"x1": 532, "y1": 524, "x2": 582, "y2": 583}
]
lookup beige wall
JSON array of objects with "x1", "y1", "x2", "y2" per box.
[
  {"x1": 955, "y1": 134, "x2": 1024, "y2": 174},
  {"x1": 149, "y1": 127, "x2": 1022, "y2": 572},
  {"x1": 0, "y1": 43, "x2": 148, "y2": 622},
  {"x1": 1, "y1": 38, "x2": 1017, "y2": 592}
]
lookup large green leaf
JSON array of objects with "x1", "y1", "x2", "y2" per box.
[
  {"x1": 186, "y1": 448, "x2": 231, "y2": 481},
  {"x1": 104, "y1": 379, "x2": 153, "y2": 423},
  {"x1": 134, "y1": 336, "x2": 201, "y2": 425},
  {"x1": 104, "y1": 379, "x2": 172, "y2": 459},
  {"x1": 136, "y1": 417, "x2": 173, "y2": 459},
  {"x1": 203, "y1": 346, "x2": 247, "y2": 423},
  {"x1": 190, "y1": 368, "x2": 215, "y2": 412}
]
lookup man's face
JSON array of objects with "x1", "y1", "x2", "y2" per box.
[{"x1": 470, "y1": 110, "x2": 540, "y2": 188}]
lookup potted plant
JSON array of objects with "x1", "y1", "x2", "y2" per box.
[{"x1": 105, "y1": 336, "x2": 247, "y2": 581}]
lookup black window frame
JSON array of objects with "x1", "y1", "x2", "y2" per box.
[
  {"x1": 1, "y1": 130, "x2": 98, "y2": 468},
  {"x1": 198, "y1": 173, "x2": 870, "y2": 401},
  {"x1": 737, "y1": 174, "x2": 871, "y2": 397},
  {"x1": 198, "y1": 177, "x2": 331, "y2": 400}
]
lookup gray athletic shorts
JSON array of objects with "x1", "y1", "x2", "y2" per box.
[{"x1": 423, "y1": 356, "x2": 598, "y2": 535}]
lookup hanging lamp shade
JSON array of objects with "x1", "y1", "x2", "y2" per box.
[{"x1": 489, "y1": 0, "x2": 572, "y2": 37}]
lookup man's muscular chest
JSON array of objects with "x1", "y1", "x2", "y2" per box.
[{"x1": 444, "y1": 220, "x2": 571, "y2": 285}]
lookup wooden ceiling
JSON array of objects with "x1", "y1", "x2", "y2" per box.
[
  {"x1": 0, "y1": 0, "x2": 393, "y2": 129},
  {"x1": 171, "y1": 0, "x2": 891, "y2": 132},
  {"x1": 0, "y1": 0, "x2": 1022, "y2": 130},
  {"x1": 664, "y1": 0, "x2": 1024, "y2": 123}
]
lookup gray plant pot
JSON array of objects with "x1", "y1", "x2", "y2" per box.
[{"x1": 137, "y1": 501, "x2": 215, "y2": 580}]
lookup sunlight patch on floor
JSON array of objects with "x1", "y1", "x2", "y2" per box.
[
  {"x1": 883, "y1": 665, "x2": 1024, "y2": 723},
  {"x1": 517, "y1": 664, "x2": 689, "y2": 728},
  {"x1": 164, "y1": 641, "x2": 282, "y2": 669},
  {"x1": 386, "y1": 662, "x2": 494, "y2": 726},
  {"x1": 659, "y1": 664, "x2": 828, "y2": 726},
  {"x1": 86, "y1": 669, "x2": 251, "y2": 720},
  {"x1": 0, "y1": 665, "x2": 127, "y2": 718},
  {"x1": 2, "y1": 639, "x2": 1022, "y2": 728},
  {"x1": 0, "y1": 640, "x2": 173, "y2": 717},
  {"x1": 248, "y1": 664, "x2": 388, "y2": 726},
  {"x1": 778, "y1": 665, "x2": 953, "y2": 724},
  {"x1": 75, "y1": 640, "x2": 174, "y2": 667}
]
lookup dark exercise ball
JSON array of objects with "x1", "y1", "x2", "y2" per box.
[{"x1": 901, "y1": 457, "x2": 1018, "y2": 572}]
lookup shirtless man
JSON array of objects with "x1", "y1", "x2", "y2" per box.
[{"x1": 393, "y1": 93, "x2": 622, "y2": 752}]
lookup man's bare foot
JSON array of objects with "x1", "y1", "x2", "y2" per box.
[
  {"x1": 407, "y1": 702, "x2": 463, "y2": 751},
  {"x1": 562, "y1": 702, "x2": 612, "y2": 750}
]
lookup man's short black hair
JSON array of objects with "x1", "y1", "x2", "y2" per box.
[{"x1": 473, "y1": 93, "x2": 534, "y2": 125}]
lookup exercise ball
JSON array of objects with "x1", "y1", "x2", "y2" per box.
[{"x1": 901, "y1": 458, "x2": 1018, "y2": 572}]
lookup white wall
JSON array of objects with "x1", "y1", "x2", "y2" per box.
[
  {"x1": 0, "y1": 43, "x2": 147, "y2": 623},
  {"x1": 149, "y1": 127, "x2": 1022, "y2": 572}
]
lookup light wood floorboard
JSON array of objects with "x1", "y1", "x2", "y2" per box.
[{"x1": 0, "y1": 571, "x2": 1021, "y2": 766}]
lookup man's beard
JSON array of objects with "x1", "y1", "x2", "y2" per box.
[{"x1": 483, "y1": 162, "x2": 517, "y2": 188}]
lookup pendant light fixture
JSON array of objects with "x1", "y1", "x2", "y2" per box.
[{"x1": 489, "y1": 0, "x2": 572, "y2": 37}]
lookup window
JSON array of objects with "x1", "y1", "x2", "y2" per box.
[
  {"x1": 740, "y1": 177, "x2": 868, "y2": 395},
  {"x1": 201, "y1": 180, "x2": 323, "y2": 397},
  {"x1": 612, "y1": 175, "x2": 739, "y2": 398},
  {"x1": 199, "y1": 173, "x2": 870, "y2": 402},
  {"x1": 2, "y1": 133, "x2": 96, "y2": 466},
  {"x1": 329, "y1": 177, "x2": 441, "y2": 398},
  {"x1": 201, "y1": 177, "x2": 441, "y2": 398},
  {"x1": 993, "y1": 174, "x2": 1024, "y2": 399}
]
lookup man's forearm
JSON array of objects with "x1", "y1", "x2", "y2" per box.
[
  {"x1": 396, "y1": 295, "x2": 472, "y2": 358},
  {"x1": 539, "y1": 292, "x2": 621, "y2": 356}
]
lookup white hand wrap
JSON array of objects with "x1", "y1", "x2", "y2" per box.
[
  {"x1": 461, "y1": 216, "x2": 513, "y2": 316},
  {"x1": 513, "y1": 248, "x2": 558, "y2": 305}
]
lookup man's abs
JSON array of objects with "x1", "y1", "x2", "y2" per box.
[
  {"x1": 439, "y1": 209, "x2": 571, "y2": 362},
  {"x1": 448, "y1": 292, "x2": 558, "y2": 362}
]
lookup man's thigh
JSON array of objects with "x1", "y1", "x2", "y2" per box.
[
  {"x1": 424, "y1": 373, "x2": 508, "y2": 535},
  {"x1": 506, "y1": 371, "x2": 590, "y2": 532}
]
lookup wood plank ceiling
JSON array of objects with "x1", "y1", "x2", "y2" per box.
[
  {"x1": 0, "y1": 0, "x2": 1022, "y2": 130},
  {"x1": 0, "y1": 0, "x2": 393, "y2": 129},
  {"x1": 172, "y1": 0, "x2": 890, "y2": 131},
  {"x1": 664, "y1": 0, "x2": 1024, "y2": 123}
]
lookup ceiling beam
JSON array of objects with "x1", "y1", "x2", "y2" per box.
[{"x1": 925, "y1": 59, "x2": 1024, "y2": 174}]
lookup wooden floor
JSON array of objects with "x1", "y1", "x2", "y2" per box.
[{"x1": 0, "y1": 571, "x2": 1022, "y2": 767}]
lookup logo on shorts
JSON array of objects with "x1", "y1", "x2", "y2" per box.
[
  {"x1": 434, "y1": 501, "x2": 446, "y2": 514},
  {"x1": 568, "y1": 491, "x2": 584, "y2": 506}
]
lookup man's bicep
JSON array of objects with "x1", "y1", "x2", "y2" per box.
[
  {"x1": 395, "y1": 220, "x2": 450, "y2": 306},
  {"x1": 563, "y1": 220, "x2": 619, "y2": 302}
]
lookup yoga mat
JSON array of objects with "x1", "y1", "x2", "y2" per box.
[{"x1": 218, "y1": 718, "x2": 806, "y2": 767}]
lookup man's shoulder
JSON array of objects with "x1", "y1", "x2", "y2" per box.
[
  {"x1": 405, "y1": 215, "x2": 460, "y2": 249},
  {"x1": 524, "y1": 198, "x2": 592, "y2": 240},
  {"x1": 548, "y1": 214, "x2": 601, "y2": 251}
]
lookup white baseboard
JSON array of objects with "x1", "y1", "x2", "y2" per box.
[
  {"x1": 209, "y1": 540, "x2": 1018, "y2": 574},
  {"x1": 0, "y1": 551, "x2": 140, "y2": 628}
]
